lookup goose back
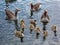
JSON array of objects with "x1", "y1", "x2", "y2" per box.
[
  {"x1": 5, "y1": 9, "x2": 15, "y2": 18},
  {"x1": 33, "y1": 3, "x2": 40, "y2": 10}
]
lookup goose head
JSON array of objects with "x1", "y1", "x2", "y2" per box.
[
  {"x1": 15, "y1": 9, "x2": 20, "y2": 12},
  {"x1": 36, "y1": 27, "x2": 40, "y2": 30},
  {"x1": 44, "y1": 10, "x2": 47, "y2": 16},
  {"x1": 30, "y1": 3, "x2": 33, "y2": 9},
  {"x1": 15, "y1": 8, "x2": 20, "y2": 16},
  {"x1": 20, "y1": 19, "x2": 25, "y2": 23}
]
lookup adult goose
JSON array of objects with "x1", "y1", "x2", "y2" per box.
[
  {"x1": 5, "y1": 8, "x2": 20, "y2": 21},
  {"x1": 30, "y1": 3, "x2": 41, "y2": 11},
  {"x1": 41, "y1": 10, "x2": 50, "y2": 24}
]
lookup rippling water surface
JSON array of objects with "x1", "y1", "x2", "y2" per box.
[{"x1": 0, "y1": 0, "x2": 60, "y2": 45}]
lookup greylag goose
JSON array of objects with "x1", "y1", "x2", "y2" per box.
[{"x1": 5, "y1": 8, "x2": 20, "y2": 21}]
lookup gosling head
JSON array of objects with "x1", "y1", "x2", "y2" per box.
[{"x1": 51, "y1": 25, "x2": 57, "y2": 30}]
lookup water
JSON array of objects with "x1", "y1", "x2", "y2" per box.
[{"x1": 0, "y1": 0, "x2": 60, "y2": 45}]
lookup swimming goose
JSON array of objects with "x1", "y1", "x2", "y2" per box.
[
  {"x1": 15, "y1": 30, "x2": 24, "y2": 38},
  {"x1": 30, "y1": 3, "x2": 41, "y2": 11},
  {"x1": 51, "y1": 25, "x2": 57, "y2": 32},
  {"x1": 5, "y1": 8, "x2": 20, "y2": 21},
  {"x1": 51, "y1": 25, "x2": 57, "y2": 36},
  {"x1": 41, "y1": 10, "x2": 50, "y2": 24}
]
